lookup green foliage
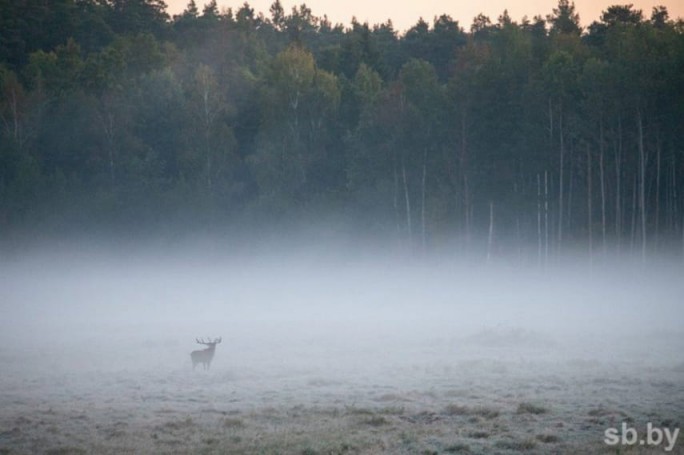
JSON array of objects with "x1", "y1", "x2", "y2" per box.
[{"x1": 548, "y1": 0, "x2": 581, "y2": 35}]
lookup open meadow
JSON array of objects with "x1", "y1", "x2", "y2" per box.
[{"x1": 1, "y1": 251, "x2": 683, "y2": 454}]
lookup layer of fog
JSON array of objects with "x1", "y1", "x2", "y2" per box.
[{"x1": 1, "y1": 240, "x2": 683, "y2": 380}]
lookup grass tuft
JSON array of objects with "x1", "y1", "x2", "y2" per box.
[
  {"x1": 536, "y1": 433, "x2": 560, "y2": 443},
  {"x1": 444, "y1": 404, "x2": 499, "y2": 419},
  {"x1": 467, "y1": 431, "x2": 490, "y2": 439},
  {"x1": 517, "y1": 402, "x2": 548, "y2": 415},
  {"x1": 444, "y1": 442, "x2": 471, "y2": 452},
  {"x1": 45, "y1": 448, "x2": 87, "y2": 455},
  {"x1": 222, "y1": 417, "x2": 245, "y2": 428},
  {"x1": 495, "y1": 438, "x2": 537, "y2": 450},
  {"x1": 362, "y1": 415, "x2": 390, "y2": 426}
]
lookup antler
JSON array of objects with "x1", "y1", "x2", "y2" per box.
[{"x1": 196, "y1": 337, "x2": 221, "y2": 345}]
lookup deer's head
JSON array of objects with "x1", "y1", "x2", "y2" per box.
[{"x1": 196, "y1": 337, "x2": 221, "y2": 349}]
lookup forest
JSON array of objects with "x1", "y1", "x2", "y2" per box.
[{"x1": 1, "y1": 0, "x2": 683, "y2": 261}]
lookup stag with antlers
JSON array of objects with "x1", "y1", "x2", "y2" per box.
[{"x1": 190, "y1": 337, "x2": 221, "y2": 370}]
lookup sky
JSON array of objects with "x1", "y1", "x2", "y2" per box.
[{"x1": 166, "y1": 0, "x2": 684, "y2": 31}]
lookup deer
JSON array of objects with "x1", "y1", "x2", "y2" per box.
[{"x1": 190, "y1": 337, "x2": 221, "y2": 370}]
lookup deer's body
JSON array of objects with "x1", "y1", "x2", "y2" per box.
[{"x1": 191, "y1": 337, "x2": 221, "y2": 370}]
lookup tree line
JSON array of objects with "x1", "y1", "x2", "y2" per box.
[{"x1": 1, "y1": 0, "x2": 683, "y2": 261}]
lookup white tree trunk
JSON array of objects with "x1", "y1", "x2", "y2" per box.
[
  {"x1": 393, "y1": 159, "x2": 400, "y2": 233},
  {"x1": 587, "y1": 143, "x2": 593, "y2": 263},
  {"x1": 615, "y1": 118, "x2": 623, "y2": 253},
  {"x1": 460, "y1": 107, "x2": 470, "y2": 252},
  {"x1": 558, "y1": 105, "x2": 564, "y2": 253},
  {"x1": 599, "y1": 121, "x2": 606, "y2": 256},
  {"x1": 487, "y1": 202, "x2": 494, "y2": 263},
  {"x1": 637, "y1": 110, "x2": 646, "y2": 262},
  {"x1": 544, "y1": 171, "x2": 549, "y2": 264},
  {"x1": 421, "y1": 148, "x2": 427, "y2": 252},
  {"x1": 402, "y1": 157, "x2": 412, "y2": 240},
  {"x1": 537, "y1": 173, "x2": 542, "y2": 266},
  {"x1": 655, "y1": 136, "x2": 661, "y2": 249}
]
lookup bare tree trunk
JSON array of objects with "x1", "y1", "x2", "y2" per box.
[
  {"x1": 9, "y1": 84, "x2": 21, "y2": 147},
  {"x1": 461, "y1": 107, "x2": 470, "y2": 252},
  {"x1": 667, "y1": 154, "x2": 674, "y2": 233},
  {"x1": 537, "y1": 173, "x2": 542, "y2": 267},
  {"x1": 203, "y1": 89, "x2": 212, "y2": 192},
  {"x1": 567, "y1": 142, "x2": 574, "y2": 236},
  {"x1": 104, "y1": 111, "x2": 116, "y2": 185},
  {"x1": 548, "y1": 98, "x2": 554, "y2": 142},
  {"x1": 11, "y1": 89, "x2": 19, "y2": 142},
  {"x1": 599, "y1": 150, "x2": 606, "y2": 256},
  {"x1": 681, "y1": 214, "x2": 684, "y2": 262},
  {"x1": 637, "y1": 110, "x2": 646, "y2": 262},
  {"x1": 393, "y1": 159, "x2": 400, "y2": 233},
  {"x1": 516, "y1": 215, "x2": 521, "y2": 262},
  {"x1": 672, "y1": 154, "x2": 678, "y2": 234},
  {"x1": 558, "y1": 105, "x2": 564, "y2": 253},
  {"x1": 96, "y1": 100, "x2": 117, "y2": 186},
  {"x1": 487, "y1": 201, "x2": 494, "y2": 263},
  {"x1": 402, "y1": 157, "x2": 412, "y2": 240},
  {"x1": 615, "y1": 118, "x2": 623, "y2": 253},
  {"x1": 655, "y1": 135, "x2": 661, "y2": 249},
  {"x1": 673, "y1": 154, "x2": 679, "y2": 235},
  {"x1": 514, "y1": 173, "x2": 522, "y2": 261},
  {"x1": 599, "y1": 121, "x2": 606, "y2": 256},
  {"x1": 544, "y1": 171, "x2": 549, "y2": 264},
  {"x1": 0, "y1": 74, "x2": 25, "y2": 151},
  {"x1": 630, "y1": 171, "x2": 637, "y2": 253},
  {"x1": 421, "y1": 148, "x2": 427, "y2": 252},
  {"x1": 464, "y1": 174, "x2": 470, "y2": 252},
  {"x1": 547, "y1": 99, "x2": 553, "y2": 260},
  {"x1": 587, "y1": 143, "x2": 593, "y2": 263}
]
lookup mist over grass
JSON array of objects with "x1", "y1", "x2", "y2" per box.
[
  {"x1": 2, "y1": 235, "x2": 682, "y2": 374},
  {"x1": 1, "y1": 235, "x2": 682, "y2": 454}
]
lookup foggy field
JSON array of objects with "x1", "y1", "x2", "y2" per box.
[
  {"x1": 1, "y1": 247, "x2": 683, "y2": 454},
  {"x1": 2, "y1": 0, "x2": 684, "y2": 452}
]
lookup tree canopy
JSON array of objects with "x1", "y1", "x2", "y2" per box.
[{"x1": 1, "y1": 0, "x2": 683, "y2": 260}]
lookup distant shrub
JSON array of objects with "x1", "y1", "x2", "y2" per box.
[
  {"x1": 444, "y1": 404, "x2": 469, "y2": 415},
  {"x1": 495, "y1": 438, "x2": 537, "y2": 450},
  {"x1": 444, "y1": 442, "x2": 471, "y2": 453},
  {"x1": 362, "y1": 415, "x2": 390, "y2": 426},
  {"x1": 444, "y1": 404, "x2": 499, "y2": 419},
  {"x1": 517, "y1": 402, "x2": 548, "y2": 415},
  {"x1": 467, "y1": 431, "x2": 490, "y2": 439},
  {"x1": 536, "y1": 433, "x2": 560, "y2": 443},
  {"x1": 222, "y1": 417, "x2": 245, "y2": 428}
]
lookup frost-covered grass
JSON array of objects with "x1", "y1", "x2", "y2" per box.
[
  {"x1": 1, "y1": 253, "x2": 682, "y2": 454},
  {"x1": 1, "y1": 330, "x2": 682, "y2": 454}
]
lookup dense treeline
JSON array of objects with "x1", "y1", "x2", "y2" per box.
[{"x1": 1, "y1": 0, "x2": 683, "y2": 260}]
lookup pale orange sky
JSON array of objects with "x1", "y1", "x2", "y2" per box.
[{"x1": 166, "y1": 0, "x2": 683, "y2": 31}]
